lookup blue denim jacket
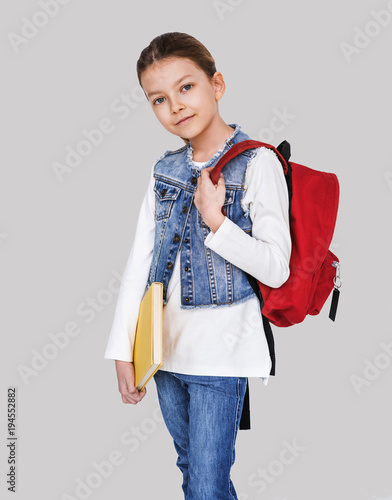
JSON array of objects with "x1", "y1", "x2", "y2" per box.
[{"x1": 147, "y1": 123, "x2": 260, "y2": 308}]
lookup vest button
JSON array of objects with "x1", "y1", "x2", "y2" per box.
[
  {"x1": 182, "y1": 206, "x2": 188, "y2": 214},
  {"x1": 184, "y1": 238, "x2": 189, "y2": 244},
  {"x1": 173, "y1": 234, "x2": 180, "y2": 243},
  {"x1": 185, "y1": 297, "x2": 189, "y2": 302},
  {"x1": 184, "y1": 266, "x2": 189, "y2": 272},
  {"x1": 191, "y1": 176, "x2": 197, "y2": 185},
  {"x1": 160, "y1": 188, "x2": 167, "y2": 197},
  {"x1": 167, "y1": 261, "x2": 173, "y2": 270}
]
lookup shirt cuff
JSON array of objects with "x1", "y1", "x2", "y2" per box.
[
  {"x1": 104, "y1": 350, "x2": 133, "y2": 362},
  {"x1": 204, "y1": 216, "x2": 232, "y2": 247}
]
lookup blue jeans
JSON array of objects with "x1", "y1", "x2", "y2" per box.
[{"x1": 153, "y1": 370, "x2": 247, "y2": 499}]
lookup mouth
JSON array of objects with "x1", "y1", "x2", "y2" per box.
[{"x1": 176, "y1": 115, "x2": 194, "y2": 126}]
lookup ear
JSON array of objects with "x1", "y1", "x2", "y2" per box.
[{"x1": 211, "y1": 71, "x2": 226, "y2": 101}]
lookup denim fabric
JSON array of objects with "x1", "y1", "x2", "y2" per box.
[
  {"x1": 147, "y1": 123, "x2": 259, "y2": 309},
  {"x1": 153, "y1": 370, "x2": 247, "y2": 499}
]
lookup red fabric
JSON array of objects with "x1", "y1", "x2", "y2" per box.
[{"x1": 211, "y1": 141, "x2": 340, "y2": 327}]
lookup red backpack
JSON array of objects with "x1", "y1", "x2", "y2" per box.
[
  {"x1": 210, "y1": 139, "x2": 341, "y2": 328},
  {"x1": 211, "y1": 140, "x2": 341, "y2": 431}
]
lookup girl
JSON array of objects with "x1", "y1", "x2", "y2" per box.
[{"x1": 104, "y1": 32, "x2": 291, "y2": 499}]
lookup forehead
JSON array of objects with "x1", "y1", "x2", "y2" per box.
[{"x1": 141, "y1": 57, "x2": 204, "y2": 92}]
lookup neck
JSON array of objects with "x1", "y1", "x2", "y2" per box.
[{"x1": 190, "y1": 118, "x2": 235, "y2": 162}]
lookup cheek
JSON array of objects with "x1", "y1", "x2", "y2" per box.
[{"x1": 153, "y1": 107, "x2": 169, "y2": 125}]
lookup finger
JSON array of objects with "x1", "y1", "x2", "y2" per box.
[
  {"x1": 121, "y1": 394, "x2": 137, "y2": 404},
  {"x1": 129, "y1": 387, "x2": 146, "y2": 400},
  {"x1": 119, "y1": 382, "x2": 143, "y2": 402},
  {"x1": 202, "y1": 167, "x2": 214, "y2": 177},
  {"x1": 121, "y1": 394, "x2": 136, "y2": 404},
  {"x1": 121, "y1": 390, "x2": 143, "y2": 404},
  {"x1": 202, "y1": 169, "x2": 215, "y2": 185},
  {"x1": 128, "y1": 386, "x2": 144, "y2": 400}
]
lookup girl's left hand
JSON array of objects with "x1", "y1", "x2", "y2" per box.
[{"x1": 194, "y1": 166, "x2": 226, "y2": 232}]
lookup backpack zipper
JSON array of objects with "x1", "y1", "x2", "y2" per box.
[{"x1": 332, "y1": 261, "x2": 342, "y2": 288}]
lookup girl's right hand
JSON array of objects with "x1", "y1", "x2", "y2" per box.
[{"x1": 115, "y1": 360, "x2": 147, "y2": 405}]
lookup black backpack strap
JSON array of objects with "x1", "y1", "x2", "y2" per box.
[
  {"x1": 239, "y1": 275, "x2": 276, "y2": 432},
  {"x1": 276, "y1": 140, "x2": 293, "y2": 216},
  {"x1": 246, "y1": 272, "x2": 276, "y2": 376},
  {"x1": 276, "y1": 139, "x2": 291, "y2": 162},
  {"x1": 239, "y1": 379, "x2": 251, "y2": 430}
]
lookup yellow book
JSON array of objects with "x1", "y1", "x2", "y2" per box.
[{"x1": 133, "y1": 282, "x2": 163, "y2": 391}]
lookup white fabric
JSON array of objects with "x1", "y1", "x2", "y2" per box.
[{"x1": 104, "y1": 147, "x2": 291, "y2": 385}]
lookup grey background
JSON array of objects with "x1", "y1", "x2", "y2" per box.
[{"x1": 1, "y1": 0, "x2": 391, "y2": 498}]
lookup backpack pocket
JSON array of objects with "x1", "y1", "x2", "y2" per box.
[{"x1": 308, "y1": 250, "x2": 339, "y2": 316}]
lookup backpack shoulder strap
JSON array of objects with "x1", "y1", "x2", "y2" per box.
[{"x1": 210, "y1": 139, "x2": 289, "y2": 184}]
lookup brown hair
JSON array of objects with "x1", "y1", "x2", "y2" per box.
[{"x1": 136, "y1": 32, "x2": 217, "y2": 144}]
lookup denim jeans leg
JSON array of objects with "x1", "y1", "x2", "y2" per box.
[
  {"x1": 186, "y1": 374, "x2": 247, "y2": 500},
  {"x1": 154, "y1": 370, "x2": 247, "y2": 500},
  {"x1": 153, "y1": 370, "x2": 191, "y2": 496}
]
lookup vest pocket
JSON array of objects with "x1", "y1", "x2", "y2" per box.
[
  {"x1": 198, "y1": 188, "x2": 235, "y2": 227},
  {"x1": 154, "y1": 180, "x2": 181, "y2": 221}
]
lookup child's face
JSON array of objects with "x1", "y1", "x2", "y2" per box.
[{"x1": 140, "y1": 57, "x2": 223, "y2": 142}]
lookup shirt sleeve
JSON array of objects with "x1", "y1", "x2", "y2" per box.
[
  {"x1": 104, "y1": 165, "x2": 156, "y2": 361},
  {"x1": 204, "y1": 147, "x2": 291, "y2": 288}
]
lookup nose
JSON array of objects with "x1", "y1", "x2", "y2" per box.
[{"x1": 170, "y1": 95, "x2": 185, "y2": 114}]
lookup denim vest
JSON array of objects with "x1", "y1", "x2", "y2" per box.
[{"x1": 147, "y1": 123, "x2": 259, "y2": 308}]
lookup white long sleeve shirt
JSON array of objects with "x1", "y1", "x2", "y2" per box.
[{"x1": 104, "y1": 147, "x2": 291, "y2": 385}]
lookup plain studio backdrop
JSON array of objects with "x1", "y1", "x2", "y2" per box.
[{"x1": 1, "y1": 1, "x2": 391, "y2": 499}]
